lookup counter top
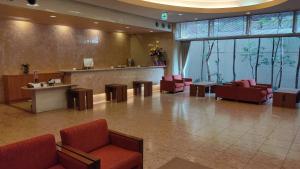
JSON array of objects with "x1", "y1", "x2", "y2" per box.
[
  {"x1": 21, "y1": 84, "x2": 76, "y2": 91},
  {"x1": 60, "y1": 66, "x2": 166, "y2": 73}
]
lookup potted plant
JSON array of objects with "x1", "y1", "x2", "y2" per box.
[{"x1": 149, "y1": 41, "x2": 167, "y2": 66}]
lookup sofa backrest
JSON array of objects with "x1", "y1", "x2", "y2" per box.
[
  {"x1": 234, "y1": 80, "x2": 250, "y2": 88},
  {"x1": 60, "y1": 119, "x2": 110, "y2": 153},
  {"x1": 172, "y1": 75, "x2": 183, "y2": 80},
  {"x1": 163, "y1": 75, "x2": 173, "y2": 81},
  {"x1": 0, "y1": 134, "x2": 58, "y2": 169}
]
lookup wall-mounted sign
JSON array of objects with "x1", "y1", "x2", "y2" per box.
[{"x1": 161, "y1": 12, "x2": 168, "y2": 21}]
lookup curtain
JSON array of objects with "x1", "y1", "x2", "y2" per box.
[{"x1": 179, "y1": 41, "x2": 191, "y2": 75}]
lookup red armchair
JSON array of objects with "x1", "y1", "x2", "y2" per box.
[
  {"x1": 160, "y1": 75, "x2": 184, "y2": 93},
  {"x1": 60, "y1": 119, "x2": 143, "y2": 169},
  {"x1": 215, "y1": 79, "x2": 273, "y2": 104},
  {"x1": 172, "y1": 75, "x2": 193, "y2": 86},
  {"x1": 0, "y1": 134, "x2": 98, "y2": 169}
]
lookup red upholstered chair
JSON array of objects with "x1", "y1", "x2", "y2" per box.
[
  {"x1": 160, "y1": 75, "x2": 184, "y2": 93},
  {"x1": 172, "y1": 75, "x2": 193, "y2": 86},
  {"x1": 0, "y1": 134, "x2": 98, "y2": 169},
  {"x1": 60, "y1": 119, "x2": 143, "y2": 169}
]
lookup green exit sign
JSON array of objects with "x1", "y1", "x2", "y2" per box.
[{"x1": 161, "y1": 12, "x2": 168, "y2": 21}]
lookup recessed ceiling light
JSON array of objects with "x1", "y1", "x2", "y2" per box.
[
  {"x1": 246, "y1": 12, "x2": 251, "y2": 15},
  {"x1": 50, "y1": 15, "x2": 56, "y2": 18},
  {"x1": 125, "y1": 26, "x2": 130, "y2": 29},
  {"x1": 194, "y1": 18, "x2": 198, "y2": 20},
  {"x1": 94, "y1": 21, "x2": 99, "y2": 24},
  {"x1": 27, "y1": 3, "x2": 39, "y2": 7},
  {"x1": 178, "y1": 13, "x2": 183, "y2": 16},
  {"x1": 69, "y1": 10, "x2": 81, "y2": 14},
  {"x1": 150, "y1": 30, "x2": 154, "y2": 32}
]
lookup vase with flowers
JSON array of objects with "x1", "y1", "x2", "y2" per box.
[{"x1": 149, "y1": 41, "x2": 167, "y2": 66}]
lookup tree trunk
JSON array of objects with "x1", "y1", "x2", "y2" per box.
[
  {"x1": 271, "y1": 38, "x2": 275, "y2": 86},
  {"x1": 233, "y1": 39, "x2": 237, "y2": 81},
  {"x1": 206, "y1": 41, "x2": 215, "y2": 82},
  {"x1": 271, "y1": 38, "x2": 281, "y2": 86},
  {"x1": 201, "y1": 41, "x2": 205, "y2": 81},
  {"x1": 278, "y1": 38, "x2": 284, "y2": 88},
  {"x1": 255, "y1": 38, "x2": 261, "y2": 81},
  {"x1": 295, "y1": 47, "x2": 300, "y2": 88},
  {"x1": 217, "y1": 40, "x2": 220, "y2": 83}
]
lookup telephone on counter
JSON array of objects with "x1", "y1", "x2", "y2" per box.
[{"x1": 48, "y1": 79, "x2": 62, "y2": 86}]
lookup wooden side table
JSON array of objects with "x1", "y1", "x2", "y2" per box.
[
  {"x1": 68, "y1": 88, "x2": 93, "y2": 110},
  {"x1": 190, "y1": 82, "x2": 216, "y2": 97},
  {"x1": 133, "y1": 81, "x2": 153, "y2": 97},
  {"x1": 105, "y1": 84, "x2": 127, "y2": 102},
  {"x1": 273, "y1": 88, "x2": 300, "y2": 108}
]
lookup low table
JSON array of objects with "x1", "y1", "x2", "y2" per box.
[
  {"x1": 190, "y1": 82, "x2": 217, "y2": 97},
  {"x1": 158, "y1": 158, "x2": 212, "y2": 169},
  {"x1": 133, "y1": 81, "x2": 153, "y2": 97},
  {"x1": 105, "y1": 84, "x2": 127, "y2": 102},
  {"x1": 273, "y1": 88, "x2": 300, "y2": 108}
]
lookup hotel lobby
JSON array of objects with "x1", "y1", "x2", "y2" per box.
[{"x1": 0, "y1": 0, "x2": 300, "y2": 169}]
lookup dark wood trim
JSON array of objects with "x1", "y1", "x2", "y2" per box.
[{"x1": 57, "y1": 145, "x2": 100, "y2": 169}]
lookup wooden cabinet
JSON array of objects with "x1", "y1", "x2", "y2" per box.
[{"x1": 3, "y1": 73, "x2": 64, "y2": 104}]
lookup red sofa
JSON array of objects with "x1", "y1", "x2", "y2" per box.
[
  {"x1": 172, "y1": 75, "x2": 193, "y2": 86},
  {"x1": 60, "y1": 119, "x2": 143, "y2": 169},
  {"x1": 0, "y1": 134, "x2": 98, "y2": 169},
  {"x1": 160, "y1": 75, "x2": 185, "y2": 93},
  {"x1": 215, "y1": 79, "x2": 273, "y2": 104}
]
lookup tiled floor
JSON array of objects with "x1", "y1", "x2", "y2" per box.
[{"x1": 0, "y1": 91, "x2": 300, "y2": 169}]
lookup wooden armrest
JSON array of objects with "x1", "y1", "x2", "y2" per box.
[
  {"x1": 109, "y1": 130, "x2": 143, "y2": 154},
  {"x1": 57, "y1": 145, "x2": 99, "y2": 169},
  {"x1": 56, "y1": 142, "x2": 100, "y2": 163}
]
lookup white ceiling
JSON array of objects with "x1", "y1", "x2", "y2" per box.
[{"x1": 75, "y1": 0, "x2": 300, "y2": 22}]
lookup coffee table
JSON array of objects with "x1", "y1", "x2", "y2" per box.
[
  {"x1": 133, "y1": 81, "x2": 153, "y2": 97},
  {"x1": 190, "y1": 82, "x2": 217, "y2": 97},
  {"x1": 273, "y1": 88, "x2": 300, "y2": 108},
  {"x1": 158, "y1": 158, "x2": 212, "y2": 169}
]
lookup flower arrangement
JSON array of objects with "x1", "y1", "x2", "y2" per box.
[{"x1": 148, "y1": 41, "x2": 167, "y2": 66}]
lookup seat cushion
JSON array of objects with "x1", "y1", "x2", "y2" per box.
[
  {"x1": 175, "y1": 83, "x2": 184, "y2": 88},
  {"x1": 60, "y1": 119, "x2": 109, "y2": 153},
  {"x1": 48, "y1": 164, "x2": 65, "y2": 169},
  {"x1": 90, "y1": 145, "x2": 142, "y2": 169},
  {"x1": 0, "y1": 134, "x2": 58, "y2": 169}
]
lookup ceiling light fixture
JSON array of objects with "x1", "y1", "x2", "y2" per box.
[
  {"x1": 125, "y1": 26, "x2": 130, "y2": 29},
  {"x1": 50, "y1": 15, "x2": 56, "y2": 18},
  {"x1": 26, "y1": 0, "x2": 38, "y2": 6},
  {"x1": 178, "y1": 13, "x2": 183, "y2": 16},
  {"x1": 69, "y1": 10, "x2": 81, "y2": 14},
  {"x1": 94, "y1": 21, "x2": 99, "y2": 24},
  {"x1": 119, "y1": 0, "x2": 287, "y2": 13}
]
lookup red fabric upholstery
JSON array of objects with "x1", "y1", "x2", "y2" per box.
[
  {"x1": 172, "y1": 75, "x2": 193, "y2": 86},
  {"x1": 90, "y1": 145, "x2": 142, "y2": 169},
  {"x1": 48, "y1": 165, "x2": 65, "y2": 169},
  {"x1": 160, "y1": 75, "x2": 184, "y2": 93},
  {"x1": 60, "y1": 119, "x2": 109, "y2": 153},
  {"x1": 215, "y1": 80, "x2": 272, "y2": 103},
  {"x1": 0, "y1": 134, "x2": 58, "y2": 169},
  {"x1": 60, "y1": 119, "x2": 143, "y2": 169},
  {"x1": 248, "y1": 79, "x2": 257, "y2": 86},
  {"x1": 162, "y1": 75, "x2": 173, "y2": 81},
  {"x1": 172, "y1": 75, "x2": 183, "y2": 80}
]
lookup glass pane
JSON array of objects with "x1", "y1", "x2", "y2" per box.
[
  {"x1": 296, "y1": 11, "x2": 300, "y2": 33},
  {"x1": 250, "y1": 12, "x2": 293, "y2": 35},
  {"x1": 210, "y1": 16, "x2": 247, "y2": 37},
  {"x1": 179, "y1": 21, "x2": 209, "y2": 40}
]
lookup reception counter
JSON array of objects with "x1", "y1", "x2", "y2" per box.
[{"x1": 61, "y1": 66, "x2": 165, "y2": 94}]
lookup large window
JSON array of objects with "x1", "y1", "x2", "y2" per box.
[
  {"x1": 210, "y1": 16, "x2": 247, "y2": 37},
  {"x1": 176, "y1": 11, "x2": 299, "y2": 40},
  {"x1": 179, "y1": 20, "x2": 209, "y2": 40},
  {"x1": 250, "y1": 12, "x2": 293, "y2": 35}
]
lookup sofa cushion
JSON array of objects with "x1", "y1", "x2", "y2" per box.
[
  {"x1": 90, "y1": 145, "x2": 142, "y2": 169},
  {"x1": 60, "y1": 119, "x2": 109, "y2": 153},
  {"x1": 0, "y1": 134, "x2": 58, "y2": 169},
  {"x1": 48, "y1": 165, "x2": 65, "y2": 169},
  {"x1": 173, "y1": 75, "x2": 183, "y2": 80},
  {"x1": 163, "y1": 75, "x2": 173, "y2": 81},
  {"x1": 235, "y1": 80, "x2": 250, "y2": 88},
  {"x1": 248, "y1": 79, "x2": 257, "y2": 86}
]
